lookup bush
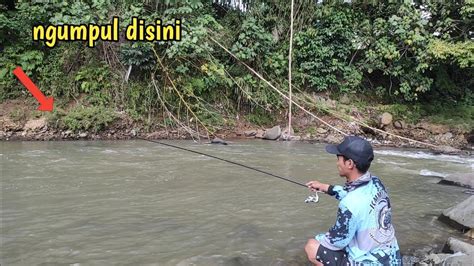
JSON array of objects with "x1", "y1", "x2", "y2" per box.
[{"x1": 51, "y1": 106, "x2": 117, "y2": 133}]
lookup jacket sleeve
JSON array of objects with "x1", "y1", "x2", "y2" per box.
[
  {"x1": 327, "y1": 185, "x2": 348, "y2": 201},
  {"x1": 315, "y1": 202, "x2": 358, "y2": 251}
]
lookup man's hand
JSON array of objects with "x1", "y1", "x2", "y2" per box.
[{"x1": 306, "y1": 180, "x2": 330, "y2": 193}]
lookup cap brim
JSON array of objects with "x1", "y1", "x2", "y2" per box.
[{"x1": 325, "y1": 144, "x2": 340, "y2": 155}]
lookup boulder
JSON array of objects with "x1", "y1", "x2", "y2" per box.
[
  {"x1": 210, "y1": 137, "x2": 228, "y2": 145},
  {"x1": 290, "y1": 135, "x2": 301, "y2": 141},
  {"x1": 420, "y1": 253, "x2": 456, "y2": 265},
  {"x1": 379, "y1": 112, "x2": 393, "y2": 127},
  {"x1": 421, "y1": 253, "x2": 471, "y2": 266},
  {"x1": 440, "y1": 196, "x2": 474, "y2": 230},
  {"x1": 465, "y1": 228, "x2": 474, "y2": 238},
  {"x1": 443, "y1": 254, "x2": 473, "y2": 265},
  {"x1": 393, "y1": 120, "x2": 406, "y2": 129},
  {"x1": 263, "y1": 125, "x2": 281, "y2": 140},
  {"x1": 23, "y1": 118, "x2": 47, "y2": 132},
  {"x1": 79, "y1": 132, "x2": 88, "y2": 138},
  {"x1": 244, "y1": 130, "x2": 257, "y2": 137},
  {"x1": 447, "y1": 237, "x2": 474, "y2": 256},
  {"x1": 440, "y1": 173, "x2": 474, "y2": 188}
]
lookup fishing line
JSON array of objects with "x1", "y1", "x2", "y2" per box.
[{"x1": 137, "y1": 137, "x2": 308, "y2": 188}]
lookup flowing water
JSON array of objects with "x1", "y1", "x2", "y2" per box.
[{"x1": 1, "y1": 140, "x2": 472, "y2": 265}]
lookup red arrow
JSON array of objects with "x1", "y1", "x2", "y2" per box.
[{"x1": 13, "y1": 66, "x2": 54, "y2": 112}]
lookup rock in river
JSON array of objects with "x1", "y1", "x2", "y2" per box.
[
  {"x1": 439, "y1": 196, "x2": 474, "y2": 231},
  {"x1": 439, "y1": 172, "x2": 474, "y2": 188},
  {"x1": 263, "y1": 125, "x2": 281, "y2": 140}
]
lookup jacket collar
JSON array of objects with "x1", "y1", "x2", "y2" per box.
[{"x1": 344, "y1": 171, "x2": 372, "y2": 191}]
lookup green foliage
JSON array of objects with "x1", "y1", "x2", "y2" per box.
[
  {"x1": 1, "y1": 0, "x2": 472, "y2": 133},
  {"x1": 124, "y1": 82, "x2": 158, "y2": 117},
  {"x1": 51, "y1": 106, "x2": 117, "y2": 133},
  {"x1": 74, "y1": 65, "x2": 112, "y2": 106},
  {"x1": 294, "y1": 4, "x2": 361, "y2": 92},
  {"x1": 383, "y1": 100, "x2": 473, "y2": 130},
  {"x1": 245, "y1": 109, "x2": 275, "y2": 126},
  {"x1": 120, "y1": 43, "x2": 156, "y2": 72},
  {"x1": 428, "y1": 40, "x2": 474, "y2": 68},
  {"x1": 426, "y1": 103, "x2": 474, "y2": 131},
  {"x1": 231, "y1": 17, "x2": 274, "y2": 64}
]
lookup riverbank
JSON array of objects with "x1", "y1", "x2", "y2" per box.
[{"x1": 1, "y1": 98, "x2": 472, "y2": 156}]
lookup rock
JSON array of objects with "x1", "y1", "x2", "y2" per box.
[
  {"x1": 347, "y1": 122, "x2": 361, "y2": 134},
  {"x1": 263, "y1": 125, "x2": 281, "y2": 140},
  {"x1": 440, "y1": 196, "x2": 474, "y2": 230},
  {"x1": 79, "y1": 132, "x2": 88, "y2": 138},
  {"x1": 131, "y1": 129, "x2": 137, "y2": 137},
  {"x1": 210, "y1": 137, "x2": 228, "y2": 145},
  {"x1": 316, "y1": 128, "x2": 328, "y2": 134},
  {"x1": 255, "y1": 129, "x2": 265, "y2": 139},
  {"x1": 280, "y1": 126, "x2": 295, "y2": 141},
  {"x1": 435, "y1": 132, "x2": 454, "y2": 143},
  {"x1": 393, "y1": 120, "x2": 406, "y2": 129},
  {"x1": 379, "y1": 112, "x2": 393, "y2": 127},
  {"x1": 465, "y1": 228, "x2": 474, "y2": 238},
  {"x1": 339, "y1": 94, "x2": 351, "y2": 104},
  {"x1": 466, "y1": 130, "x2": 474, "y2": 144},
  {"x1": 439, "y1": 173, "x2": 474, "y2": 188},
  {"x1": 443, "y1": 253, "x2": 473, "y2": 265},
  {"x1": 421, "y1": 252, "x2": 470, "y2": 266},
  {"x1": 0, "y1": 117, "x2": 22, "y2": 132},
  {"x1": 432, "y1": 145, "x2": 461, "y2": 154},
  {"x1": 421, "y1": 253, "x2": 455, "y2": 265},
  {"x1": 244, "y1": 130, "x2": 257, "y2": 137},
  {"x1": 23, "y1": 118, "x2": 47, "y2": 132},
  {"x1": 447, "y1": 237, "x2": 474, "y2": 256},
  {"x1": 279, "y1": 132, "x2": 291, "y2": 141},
  {"x1": 290, "y1": 135, "x2": 301, "y2": 141}
]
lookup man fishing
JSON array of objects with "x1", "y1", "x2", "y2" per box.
[{"x1": 305, "y1": 136, "x2": 402, "y2": 265}]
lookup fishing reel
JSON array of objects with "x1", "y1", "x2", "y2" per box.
[{"x1": 304, "y1": 191, "x2": 319, "y2": 203}]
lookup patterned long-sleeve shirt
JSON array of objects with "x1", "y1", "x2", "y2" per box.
[{"x1": 315, "y1": 172, "x2": 402, "y2": 265}]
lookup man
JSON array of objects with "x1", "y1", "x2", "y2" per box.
[{"x1": 305, "y1": 136, "x2": 401, "y2": 265}]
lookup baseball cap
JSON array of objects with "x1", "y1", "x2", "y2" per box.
[{"x1": 325, "y1": 135, "x2": 374, "y2": 166}]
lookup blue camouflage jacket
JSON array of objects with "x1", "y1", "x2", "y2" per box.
[{"x1": 315, "y1": 172, "x2": 402, "y2": 265}]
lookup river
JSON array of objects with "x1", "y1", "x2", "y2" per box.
[{"x1": 1, "y1": 140, "x2": 472, "y2": 265}]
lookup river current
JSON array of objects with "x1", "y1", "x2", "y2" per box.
[{"x1": 1, "y1": 140, "x2": 472, "y2": 265}]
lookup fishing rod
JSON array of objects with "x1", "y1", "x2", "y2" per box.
[{"x1": 137, "y1": 137, "x2": 321, "y2": 203}]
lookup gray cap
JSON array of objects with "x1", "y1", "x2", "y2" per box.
[{"x1": 326, "y1": 136, "x2": 374, "y2": 166}]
